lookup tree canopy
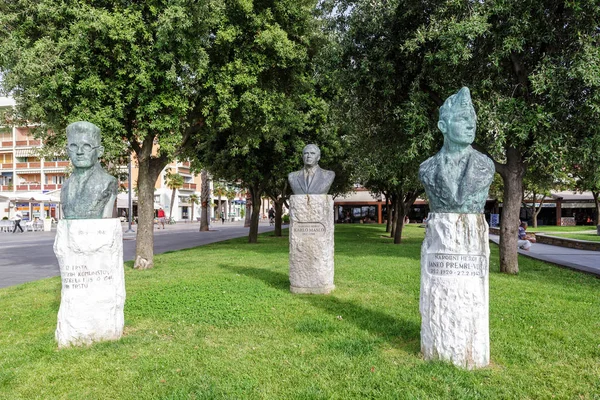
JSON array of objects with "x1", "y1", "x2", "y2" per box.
[
  {"x1": 0, "y1": 0, "x2": 217, "y2": 268},
  {"x1": 326, "y1": 0, "x2": 600, "y2": 272},
  {"x1": 193, "y1": 0, "x2": 346, "y2": 242}
]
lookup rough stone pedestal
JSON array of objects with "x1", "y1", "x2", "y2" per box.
[
  {"x1": 54, "y1": 219, "x2": 125, "y2": 348},
  {"x1": 289, "y1": 195, "x2": 334, "y2": 294},
  {"x1": 420, "y1": 213, "x2": 489, "y2": 369}
]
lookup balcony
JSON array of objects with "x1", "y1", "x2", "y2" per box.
[
  {"x1": 43, "y1": 183, "x2": 62, "y2": 191},
  {"x1": 43, "y1": 161, "x2": 70, "y2": 168},
  {"x1": 1, "y1": 141, "x2": 12, "y2": 148},
  {"x1": 15, "y1": 139, "x2": 41, "y2": 147},
  {"x1": 16, "y1": 183, "x2": 42, "y2": 191},
  {"x1": 180, "y1": 183, "x2": 197, "y2": 191},
  {"x1": 15, "y1": 162, "x2": 42, "y2": 170},
  {"x1": 0, "y1": 163, "x2": 13, "y2": 170}
]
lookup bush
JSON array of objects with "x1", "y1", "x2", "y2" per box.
[{"x1": 282, "y1": 214, "x2": 290, "y2": 224}]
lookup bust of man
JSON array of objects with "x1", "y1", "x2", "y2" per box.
[
  {"x1": 60, "y1": 121, "x2": 118, "y2": 219},
  {"x1": 288, "y1": 144, "x2": 335, "y2": 195},
  {"x1": 419, "y1": 87, "x2": 494, "y2": 213}
]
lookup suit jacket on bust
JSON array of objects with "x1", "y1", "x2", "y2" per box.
[
  {"x1": 419, "y1": 147, "x2": 494, "y2": 213},
  {"x1": 288, "y1": 166, "x2": 335, "y2": 195},
  {"x1": 61, "y1": 163, "x2": 118, "y2": 219}
]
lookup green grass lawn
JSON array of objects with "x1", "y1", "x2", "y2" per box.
[
  {"x1": 528, "y1": 225, "x2": 597, "y2": 233},
  {"x1": 1, "y1": 225, "x2": 599, "y2": 399},
  {"x1": 542, "y1": 233, "x2": 600, "y2": 242}
]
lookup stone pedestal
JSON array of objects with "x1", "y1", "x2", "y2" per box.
[
  {"x1": 420, "y1": 213, "x2": 489, "y2": 369},
  {"x1": 289, "y1": 195, "x2": 334, "y2": 294},
  {"x1": 54, "y1": 219, "x2": 125, "y2": 348}
]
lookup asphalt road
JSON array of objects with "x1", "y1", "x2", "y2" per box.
[{"x1": 0, "y1": 221, "x2": 276, "y2": 289}]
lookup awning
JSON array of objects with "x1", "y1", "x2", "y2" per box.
[
  {"x1": 0, "y1": 191, "x2": 60, "y2": 203},
  {"x1": 14, "y1": 148, "x2": 36, "y2": 157},
  {"x1": 116, "y1": 192, "x2": 138, "y2": 208},
  {"x1": 42, "y1": 168, "x2": 67, "y2": 173}
]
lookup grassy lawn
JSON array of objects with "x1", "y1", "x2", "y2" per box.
[
  {"x1": 1, "y1": 225, "x2": 599, "y2": 399},
  {"x1": 528, "y1": 225, "x2": 597, "y2": 233},
  {"x1": 542, "y1": 233, "x2": 600, "y2": 242}
]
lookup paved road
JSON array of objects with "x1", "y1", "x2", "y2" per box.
[
  {"x1": 0, "y1": 221, "x2": 276, "y2": 289},
  {"x1": 489, "y1": 234, "x2": 600, "y2": 276}
]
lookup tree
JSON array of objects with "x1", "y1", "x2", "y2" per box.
[
  {"x1": 570, "y1": 134, "x2": 600, "y2": 225},
  {"x1": 195, "y1": 0, "x2": 337, "y2": 243},
  {"x1": 402, "y1": 1, "x2": 599, "y2": 273},
  {"x1": 0, "y1": 0, "x2": 215, "y2": 269},
  {"x1": 322, "y1": 0, "x2": 435, "y2": 244},
  {"x1": 213, "y1": 183, "x2": 226, "y2": 221},
  {"x1": 165, "y1": 171, "x2": 184, "y2": 220},
  {"x1": 199, "y1": 169, "x2": 211, "y2": 231},
  {"x1": 329, "y1": 0, "x2": 600, "y2": 272},
  {"x1": 189, "y1": 193, "x2": 199, "y2": 223},
  {"x1": 225, "y1": 186, "x2": 237, "y2": 222}
]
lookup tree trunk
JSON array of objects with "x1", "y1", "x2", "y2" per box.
[
  {"x1": 498, "y1": 146, "x2": 526, "y2": 274},
  {"x1": 190, "y1": 203, "x2": 195, "y2": 222},
  {"x1": 248, "y1": 186, "x2": 263, "y2": 243},
  {"x1": 133, "y1": 137, "x2": 167, "y2": 270},
  {"x1": 217, "y1": 194, "x2": 222, "y2": 221},
  {"x1": 200, "y1": 169, "x2": 210, "y2": 231},
  {"x1": 169, "y1": 188, "x2": 176, "y2": 220},
  {"x1": 243, "y1": 191, "x2": 252, "y2": 228},
  {"x1": 532, "y1": 193, "x2": 546, "y2": 228},
  {"x1": 393, "y1": 197, "x2": 405, "y2": 244},
  {"x1": 390, "y1": 193, "x2": 398, "y2": 239},
  {"x1": 592, "y1": 191, "x2": 600, "y2": 226},
  {"x1": 274, "y1": 198, "x2": 284, "y2": 237},
  {"x1": 385, "y1": 192, "x2": 391, "y2": 232},
  {"x1": 394, "y1": 191, "x2": 420, "y2": 244}
]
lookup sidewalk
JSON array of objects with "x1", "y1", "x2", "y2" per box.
[
  {"x1": 120, "y1": 218, "x2": 264, "y2": 239},
  {"x1": 489, "y1": 234, "x2": 600, "y2": 276}
]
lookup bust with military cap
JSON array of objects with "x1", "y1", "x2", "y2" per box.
[{"x1": 419, "y1": 87, "x2": 494, "y2": 213}]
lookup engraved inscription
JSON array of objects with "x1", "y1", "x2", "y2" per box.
[
  {"x1": 293, "y1": 222, "x2": 326, "y2": 237},
  {"x1": 62, "y1": 264, "x2": 114, "y2": 290},
  {"x1": 60, "y1": 227, "x2": 116, "y2": 290},
  {"x1": 427, "y1": 254, "x2": 486, "y2": 277}
]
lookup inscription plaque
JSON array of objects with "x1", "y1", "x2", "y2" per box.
[
  {"x1": 427, "y1": 253, "x2": 486, "y2": 277},
  {"x1": 292, "y1": 222, "x2": 326, "y2": 237}
]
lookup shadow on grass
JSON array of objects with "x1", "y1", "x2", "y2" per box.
[{"x1": 218, "y1": 264, "x2": 421, "y2": 354}]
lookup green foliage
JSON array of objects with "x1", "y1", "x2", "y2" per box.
[
  {"x1": 0, "y1": 0, "x2": 215, "y2": 160},
  {"x1": 188, "y1": 194, "x2": 199, "y2": 205},
  {"x1": 0, "y1": 225, "x2": 599, "y2": 398},
  {"x1": 0, "y1": 0, "x2": 223, "y2": 264},
  {"x1": 165, "y1": 171, "x2": 185, "y2": 191},
  {"x1": 282, "y1": 213, "x2": 290, "y2": 224}
]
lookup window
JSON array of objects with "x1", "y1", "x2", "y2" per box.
[{"x1": 45, "y1": 175, "x2": 65, "y2": 184}]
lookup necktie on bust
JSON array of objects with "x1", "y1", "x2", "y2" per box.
[{"x1": 305, "y1": 169, "x2": 313, "y2": 190}]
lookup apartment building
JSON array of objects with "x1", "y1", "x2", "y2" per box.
[{"x1": 0, "y1": 97, "x2": 245, "y2": 221}]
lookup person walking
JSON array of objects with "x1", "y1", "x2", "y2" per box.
[
  {"x1": 157, "y1": 207, "x2": 166, "y2": 229},
  {"x1": 268, "y1": 207, "x2": 275, "y2": 226},
  {"x1": 12, "y1": 210, "x2": 24, "y2": 233}
]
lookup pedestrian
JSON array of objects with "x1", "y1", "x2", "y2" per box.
[
  {"x1": 157, "y1": 207, "x2": 166, "y2": 229},
  {"x1": 12, "y1": 210, "x2": 24, "y2": 233},
  {"x1": 268, "y1": 207, "x2": 275, "y2": 225},
  {"x1": 221, "y1": 211, "x2": 225, "y2": 224}
]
